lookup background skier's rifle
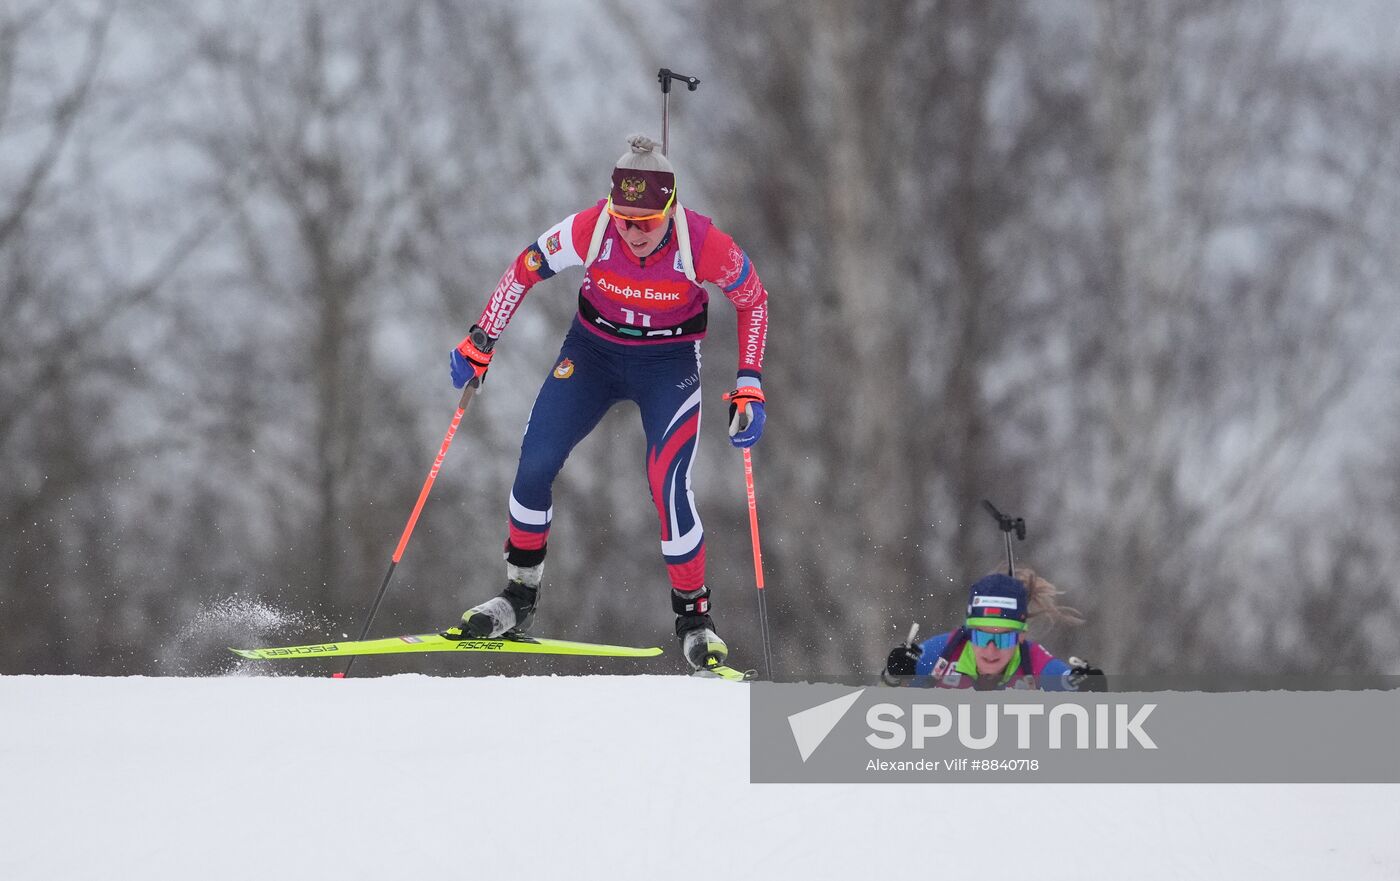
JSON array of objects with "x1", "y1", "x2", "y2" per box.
[{"x1": 981, "y1": 499, "x2": 1026, "y2": 576}]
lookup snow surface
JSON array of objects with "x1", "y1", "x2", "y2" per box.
[{"x1": 1, "y1": 674, "x2": 1396, "y2": 880}]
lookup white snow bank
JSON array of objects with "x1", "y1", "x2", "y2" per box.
[{"x1": 0, "y1": 675, "x2": 1394, "y2": 880}]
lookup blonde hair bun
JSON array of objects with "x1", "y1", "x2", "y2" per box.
[{"x1": 615, "y1": 134, "x2": 674, "y2": 174}]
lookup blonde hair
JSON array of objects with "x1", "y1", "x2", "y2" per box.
[
  {"x1": 1003, "y1": 565, "x2": 1084, "y2": 628},
  {"x1": 615, "y1": 134, "x2": 674, "y2": 174}
]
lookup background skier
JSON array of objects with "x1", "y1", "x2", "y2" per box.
[{"x1": 883, "y1": 568, "x2": 1106, "y2": 690}]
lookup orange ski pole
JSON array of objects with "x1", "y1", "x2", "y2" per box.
[{"x1": 741, "y1": 447, "x2": 774, "y2": 679}]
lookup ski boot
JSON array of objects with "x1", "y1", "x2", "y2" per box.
[
  {"x1": 673, "y1": 586, "x2": 728, "y2": 671},
  {"x1": 443, "y1": 563, "x2": 541, "y2": 640}
]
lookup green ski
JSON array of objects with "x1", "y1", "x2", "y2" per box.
[
  {"x1": 230, "y1": 632, "x2": 664, "y2": 661},
  {"x1": 694, "y1": 657, "x2": 758, "y2": 682}
]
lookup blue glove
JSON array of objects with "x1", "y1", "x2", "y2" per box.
[
  {"x1": 450, "y1": 326, "x2": 494, "y2": 389},
  {"x1": 724, "y1": 386, "x2": 766, "y2": 448}
]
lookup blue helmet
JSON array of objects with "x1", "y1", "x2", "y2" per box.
[{"x1": 965, "y1": 573, "x2": 1028, "y2": 630}]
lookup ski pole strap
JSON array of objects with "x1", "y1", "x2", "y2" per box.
[
  {"x1": 576, "y1": 294, "x2": 708, "y2": 340},
  {"x1": 457, "y1": 325, "x2": 495, "y2": 369},
  {"x1": 723, "y1": 386, "x2": 766, "y2": 408}
]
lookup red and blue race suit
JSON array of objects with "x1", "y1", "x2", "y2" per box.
[{"x1": 472, "y1": 201, "x2": 769, "y2": 591}]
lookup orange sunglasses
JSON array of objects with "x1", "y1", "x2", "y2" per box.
[{"x1": 605, "y1": 192, "x2": 676, "y2": 232}]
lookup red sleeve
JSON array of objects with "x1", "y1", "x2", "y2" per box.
[
  {"x1": 472, "y1": 204, "x2": 603, "y2": 340},
  {"x1": 696, "y1": 226, "x2": 768, "y2": 379},
  {"x1": 474, "y1": 246, "x2": 548, "y2": 339}
]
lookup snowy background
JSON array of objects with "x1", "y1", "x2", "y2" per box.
[{"x1": 2, "y1": 0, "x2": 1400, "y2": 679}]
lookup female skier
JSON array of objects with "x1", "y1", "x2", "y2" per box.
[
  {"x1": 442, "y1": 135, "x2": 769, "y2": 672},
  {"x1": 883, "y1": 568, "x2": 1106, "y2": 690}
]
